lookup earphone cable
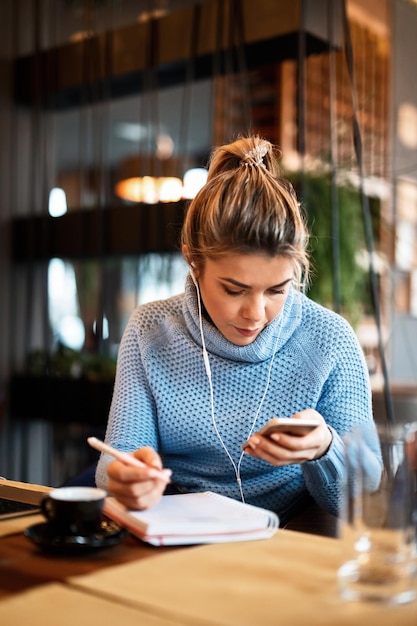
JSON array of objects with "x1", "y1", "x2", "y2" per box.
[{"x1": 193, "y1": 273, "x2": 284, "y2": 503}]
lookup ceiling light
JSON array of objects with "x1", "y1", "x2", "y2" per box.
[
  {"x1": 115, "y1": 175, "x2": 183, "y2": 204},
  {"x1": 115, "y1": 154, "x2": 208, "y2": 204}
]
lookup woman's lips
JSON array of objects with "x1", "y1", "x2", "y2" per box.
[{"x1": 235, "y1": 327, "x2": 259, "y2": 338}]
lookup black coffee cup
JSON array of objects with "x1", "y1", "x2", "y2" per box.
[{"x1": 41, "y1": 486, "x2": 107, "y2": 537}]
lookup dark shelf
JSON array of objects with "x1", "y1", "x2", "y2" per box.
[
  {"x1": 13, "y1": 0, "x2": 330, "y2": 111},
  {"x1": 12, "y1": 202, "x2": 185, "y2": 261},
  {"x1": 9, "y1": 374, "x2": 114, "y2": 426}
]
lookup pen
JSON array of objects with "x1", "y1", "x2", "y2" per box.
[{"x1": 87, "y1": 436, "x2": 171, "y2": 483}]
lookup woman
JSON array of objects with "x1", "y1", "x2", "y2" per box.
[{"x1": 96, "y1": 136, "x2": 381, "y2": 525}]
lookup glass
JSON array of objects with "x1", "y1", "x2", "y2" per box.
[{"x1": 338, "y1": 422, "x2": 417, "y2": 605}]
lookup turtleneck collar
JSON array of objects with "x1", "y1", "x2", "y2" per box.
[{"x1": 182, "y1": 273, "x2": 303, "y2": 364}]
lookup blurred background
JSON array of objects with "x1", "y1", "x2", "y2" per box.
[{"x1": 0, "y1": 0, "x2": 416, "y2": 486}]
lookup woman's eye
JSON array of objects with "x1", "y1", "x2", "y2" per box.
[
  {"x1": 224, "y1": 287, "x2": 243, "y2": 296},
  {"x1": 223, "y1": 286, "x2": 287, "y2": 297}
]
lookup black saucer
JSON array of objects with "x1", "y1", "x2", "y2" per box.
[{"x1": 24, "y1": 518, "x2": 126, "y2": 554}]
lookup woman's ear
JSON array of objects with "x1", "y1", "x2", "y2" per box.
[
  {"x1": 182, "y1": 244, "x2": 197, "y2": 272},
  {"x1": 182, "y1": 245, "x2": 200, "y2": 281},
  {"x1": 181, "y1": 244, "x2": 192, "y2": 266}
]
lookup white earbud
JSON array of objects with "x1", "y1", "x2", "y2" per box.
[
  {"x1": 189, "y1": 263, "x2": 211, "y2": 380},
  {"x1": 190, "y1": 266, "x2": 198, "y2": 288}
]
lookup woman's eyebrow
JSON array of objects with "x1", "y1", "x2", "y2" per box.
[{"x1": 219, "y1": 277, "x2": 293, "y2": 289}]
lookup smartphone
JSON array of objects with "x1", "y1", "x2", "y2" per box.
[{"x1": 242, "y1": 417, "x2": 320, "y2": 449}]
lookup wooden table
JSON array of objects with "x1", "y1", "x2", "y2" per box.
[
  {"x1": 0, "y1": 514, "x2": 175, "y2": 599},
  {"x1": 1, "y1": 513, "x2": 416, "y2": 626}
]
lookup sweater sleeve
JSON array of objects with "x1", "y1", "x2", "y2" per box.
[
  {"x1": 300, "y1": 316, "x2": 382, "y2": 517},
  {"x1": 95, "y1": 310, "x2": 159, "y2": 489}
]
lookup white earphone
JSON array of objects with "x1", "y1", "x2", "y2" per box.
[
  {"x1": 189, "y1": 263, "x2": 284, "y2": 503},
  {"x1": 189, "y1": 264, "x2": 198, "y2": 287},
  {"x1": 189, "y1": 264, "x2": 211, "y2": 380}
]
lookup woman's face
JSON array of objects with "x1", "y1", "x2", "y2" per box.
[{"x1": 196, "y1": 253, "x2": 294, "y2": 346}]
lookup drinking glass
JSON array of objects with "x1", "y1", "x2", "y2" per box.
[{"x1": 338, "y1": 421, "x2": 417, "y2": 605}]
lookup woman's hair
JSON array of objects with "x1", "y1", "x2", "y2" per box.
[{"x1": 181, "y1": 135, "x2": 310, "y2": 286}]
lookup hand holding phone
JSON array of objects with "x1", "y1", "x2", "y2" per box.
[{"x1": 242, "y1": 416, "x2": 321, "y2": 449}]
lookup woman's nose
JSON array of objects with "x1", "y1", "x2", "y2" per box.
[{"x1": 241, "y1": 296, "x2": 265, "y2": 322}]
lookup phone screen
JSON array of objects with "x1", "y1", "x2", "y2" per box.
[{"x1": 242, "y1": 417, "x2": 320, "y2": 449}]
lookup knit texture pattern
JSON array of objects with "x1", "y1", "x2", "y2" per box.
[{"x1": 96, "y1": 276, "x2": 380, "y2": 523}]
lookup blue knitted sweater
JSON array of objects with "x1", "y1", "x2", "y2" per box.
[{"x1": 96, "y1": 274, "x2": 380, "y2": 523}]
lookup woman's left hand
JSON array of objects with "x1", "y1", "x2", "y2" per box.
[{"x1": 243, "y1": 409, "x2": 332, "y2": 466}]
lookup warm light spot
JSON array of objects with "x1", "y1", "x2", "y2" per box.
[
  {"x1": 115, "y1": 176, "x2": 183, "y2": 203},
  {"x1": 397, "y1": 103, "x2": 417, "y2": 149}
]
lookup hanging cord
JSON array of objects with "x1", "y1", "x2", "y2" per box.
[
  {"x1": 149, "y1": 17, "x2": 161, "y2": 178},
  {"x1": 23, "y1": 0, "x2": 42, "y2": 362},
  {"x1": 132, "y1": 6, "x2": 156, "y2": 306},
  {"x1": 297, "y1": 0, "x2": 307, "y2": 199},
  {"x1": 41, "y1": 0, "x2": 60, "y2": 373},
  {"x1": 9, "y1": 2, "x2": 20, "y2": 378},
  {"x1": 221, "y1": 0, "x2": 252, "y2": 138},
  {"x1": 99, "y1": 21, "x2": 113, "y2": 211},
  {"x1": 78, "y1": 0, "x2": 96, "y2": 249},
  {"x1": 327, "y1": 0, "x2": 341, "y2": 314},
  {"x1": 231, "y1": 0, "x2": 252, "y2": 132},
  {"x1": 177, "y1": 2, "x2": 201, "y2": 174},
  {"x1": 140, "y1": 9, "x2": 160, "y2": 180},
  {"x1": 81, "y1": 0, "x2": 108, "y2": 352},
  {"x1": 210, "y1": 0, "x2": 225, "y2": 144},
  {"x1": 96, "y1": 9, "x2": 113, "y2": 354},
  {"x1": 223, "y1": 0, "x2": 235, "y2": 135},
  {"x1": 341, "y1": 0, "x2": 394, "y2": 425}
]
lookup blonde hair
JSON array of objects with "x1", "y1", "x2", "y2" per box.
[{"x1": 181, "y1": 136, "x2": 310, "y2": 287}]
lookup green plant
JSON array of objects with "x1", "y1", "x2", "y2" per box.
[{"x1": 289, "y1": 172, "x2": 371, "y2": 326}]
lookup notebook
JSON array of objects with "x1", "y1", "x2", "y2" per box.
[{"x1": 104, "y1": 491, "x2": 279, "y2": 546}]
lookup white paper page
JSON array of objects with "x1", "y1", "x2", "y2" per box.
[{"x1": 105, "y1": 491, "x2": 279, "y2": 540}]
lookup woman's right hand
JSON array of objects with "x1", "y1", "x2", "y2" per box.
[{"x1": 106, "y1": 446, "x2": 172, "y2": 510}]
